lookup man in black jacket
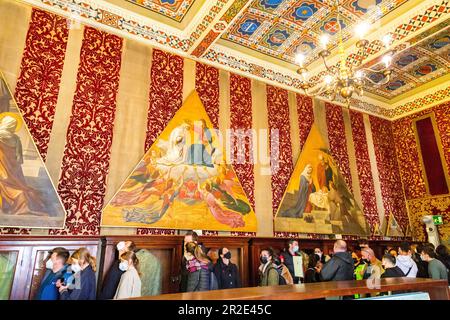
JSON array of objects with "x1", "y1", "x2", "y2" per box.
[
  {"x1": 320, "y1": 240, "x2": 354, "y2": 281},
  {"x1": 280, "y1": 239, "x2": 302, "y2": 284}
]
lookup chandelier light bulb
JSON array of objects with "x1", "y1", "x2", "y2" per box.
[
  {"x1": 320, "y1": 34, "x2": 329, "y2": 49},
  {"x1": 295, "y1": 52, "x2": 306, "y2": 66},
  {"x1": 382, "y1": 55, "x2": 392, "y2": 68},
  {"x1": 355, "y1": 21, "x2": 370, "y2": 39},
  {"x1": 324, "y1": 74, "x2": 333, "y2": 85},
  {"x1": 382, "y1": 34, "x2": 392, "y2": 48},
  {"x1": 355, "y1": 70, "x2": 364, "y2": 79}
]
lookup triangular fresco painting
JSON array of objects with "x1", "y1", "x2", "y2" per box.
[
  {"x1": 385, "y1": 212, "x2": 404, "y2": 237},
  {"x1": 274, "y1": 125, "x2": 370, "y2": 236},
  {"x1": 0, "y1": 71, "x2": 66, "y2": 229},
  {"x1": 101, "y1": 91, "x2": 257, "y2": 232}
]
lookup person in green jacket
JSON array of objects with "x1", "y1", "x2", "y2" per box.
[
  {"x1": 259, "y1": 248, "x2": 279, "y2": 286},
  {"x1": 420, "y1": 246, "x2": 449, "y2": 281},
  {"x1": 352, "y1": 249, "x2": 366, "y2": 299}
]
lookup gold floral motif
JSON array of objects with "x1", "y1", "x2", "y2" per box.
[{"x1": 407, "y1": 195, "x2": 450, "y2": 243}]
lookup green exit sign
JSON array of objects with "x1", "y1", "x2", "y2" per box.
[{"x1": 433, "y1": 215, "x2": 443, "y2": 225}]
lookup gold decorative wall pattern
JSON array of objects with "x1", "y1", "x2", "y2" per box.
[{"x1": 407, "y1": 195, "x2": 450, "y2": 243}]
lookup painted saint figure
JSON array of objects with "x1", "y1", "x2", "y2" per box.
[
  {"x1": 0, "y1": 115, "x2": 46, "y2": 215},
  {"x1": 280, "y1": 164, "x2": 315, "y2": 218},
  {"x1": 317, "y1": 154, "x2": 333, "y2": 191}
]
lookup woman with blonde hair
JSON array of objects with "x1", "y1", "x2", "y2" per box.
[
  {"x1": 58, "y1": 247, "x2": 96, "y2": 300},
  {"x1": 185, "y1": 242, "x2": 216, "y2": 292},
  {"x1": 114, "y1": 251, "x2": 141, "y2": 299}
]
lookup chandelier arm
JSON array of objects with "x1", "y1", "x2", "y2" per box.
[
  {"x1": 360, "y1": 66, "x2": 389, "y2": 73},
  {"x1": 321, "y1": 55, "x2": 333, "y2": 72}
]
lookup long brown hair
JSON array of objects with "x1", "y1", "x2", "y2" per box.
[
  {"x1": 185, "y1": 242, "x2": 209, "y2": 264},
  {"x1": 121, "y1": 251, "x2": 140, "y2": 273},
  {"x1": 70, "y1": 247, "x2": 96, "y2": 272}
]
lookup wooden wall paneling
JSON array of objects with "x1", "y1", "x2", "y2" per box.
[
  {"x1": 101, "y1": 236, "x2": 184, "y2": 294},
  {"x1": 198, "y1": 236, "x2": 251, "y2": 288},
  {"x1": 0, "y1": 237, "x2": 100, "y2": 300}
]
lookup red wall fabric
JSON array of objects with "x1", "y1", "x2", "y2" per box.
[
  {"x1": 392, "y1": 117, "x2": 427, "y2": 200},
  {"x1": 296, "y1": 94, "x2": 314, "y2": 150},
  {"x1": 14, "y1": 9, "x2": 69, "y2": 160},
  {"x1": 350, "y1": 110, "x2": 379, "y2": 233},
  {"x1": 138, "y1": 49, "x2": 183, "y2": 236},
  {"x1": 370, "y1": 116, "x2": 409, "y2": 231},
  {"x1": 1, "y1": 9, "x2": 69, "y2": 235},
  {"x1": 433, "y1": 102, "x2": 450, "y2": 171},
  {"x1": 229, "y1": 74, "x2": 255, "y2": 210},
  {"x1": 144, "y1": 49, "x2": 184, "y2": 151},
  {"x1": 195, "y1": 62, "x2": 219, "y2": 128},
  {"x1": 266, "y1": 85, "x2": 293, "y2": 216},
  {"x1": 325, "y1": 103, "x2": 353, "y2": 192},
  {"x1": 49, "y1": 27, "x2": 123, "y2": 235},
  {"x1": 392, "y1": 102, "x2": 450, "y2": 200},
  {"x1": 415, "y1": 117, "x2": 449, "y2": 195}
]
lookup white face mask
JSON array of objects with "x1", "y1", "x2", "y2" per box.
[
  {"x1": 119, "y1": 261, "x2": 129, "y2": 271},
  {"x1": 71, "y1": 264, "x2": 81, "y2": 273},
  {"x1": 45, "y1": 259, "x2": 54, "y2": 270},
  {"x1": 116, "y1": 241, "x2": 126, "y2": 252},
  {"x1": 315, "y1": 252, "x2": 322, "y2": 258},
  {"x1": 292, "y1": 246, "x2": 299, "y2": 253}
]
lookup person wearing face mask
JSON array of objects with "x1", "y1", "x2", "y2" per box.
[
  {"x1": 361, "y1": 247, "x2": 384, "y2": 280},
  {"x1": 259, "y1": 248, "x2": 280, "y2": 286},
  {"x1": 99, "y1": 240, "x2": 136, "y2": 300},
  {"x1": 420, "y1": 246, "x2": 448, "y2": 281},
  {"x1": 280, "y1": 240, "x2": 302, "y2": 284},
  {"x1": 396, "y1": 242, "x2": 418, "y2": 278},
  {"x1": 114, "y1": 251, "x2": 141, "y2": 299},
  {"x1": 35, "y1": 247, "x2": 70, "y2": 300},
  {"x1": 58, "y1": 247, "x2": 97, "y2": 300},
  {"x1": 213, "y1": 247, "x2": 241, "y2": 289},
  {"x1": 314, "y1": 248, "x2": 329, "y2": 264}
]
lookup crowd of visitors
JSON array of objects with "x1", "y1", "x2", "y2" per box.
[{"x1": 34, "y1": 232, "x2": 449, "y2": 300}]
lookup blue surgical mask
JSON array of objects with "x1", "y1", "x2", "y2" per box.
[{"x1": 292, "y1": 246, "x2": 299, "y2": 253}]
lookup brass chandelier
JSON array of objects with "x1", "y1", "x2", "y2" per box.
[{"x1": 295, "y1": 0, "x2": 396, "y2": 106}]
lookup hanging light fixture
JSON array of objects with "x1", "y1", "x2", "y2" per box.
[{"x1": 296, "y1": 0, "x2": 395, "y2": 106}]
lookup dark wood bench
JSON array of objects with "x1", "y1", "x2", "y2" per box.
[{"x1": 134, "y1": 278, "x2": 449, "y2": 300}]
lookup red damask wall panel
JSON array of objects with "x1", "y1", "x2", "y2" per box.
[
  {"x1": 325, "y1": 103, "x2": 353, "y2": 192},
  {"x1": 195, "y1": 62, "x2": 219, "y2": 128},
  {"x1": 433, "y1": 102, "x2": 450, "y2": 171},
  {"x1": 370, "y1": 116, "x2": 409, "y2": 231},
  {"x1": 267, "y1": 85, "x2": 293, "y2": 216},
  {"x1": 49, "y1": 27, "x2": 123, "y2": 235},
  {"x1": 296, "y1": 94, "x2": 314, "y2": 150},
  {"x1": 229, "y1": 73, "x2": 255, "y2": 210},
  {"x1": 144, "y1": 49, "x2": 184, "y2": 151},
  {"x1": 392, "y1": 116, "x2": 427, "y2": 200},
  {"x1": 1, "y1": 9, "x2": 69, "y2": 235},
  {"x1": 138, "y1": 49, "x2": 183, "y2": 236},
  {"x1": 392, "y1": 102, "x2": 450, "y2": 200},
  {"x1": 14, "y1": 9, "x2": 69, "y2": 160},
  {"x1": 350, "y1": 110, "x2": 379, "y2": 232}
]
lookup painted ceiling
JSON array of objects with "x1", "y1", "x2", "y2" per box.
[
  {"x1": 22, "y1": 0, "x2": 450, "y2": 119},
  {"x1": 125, "y1": 0, "x2": 196, "y2": 22}
]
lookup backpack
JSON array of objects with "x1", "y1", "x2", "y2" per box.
[{"x1": 268, "y1": 266, "x2": 287, "y2": 285}]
